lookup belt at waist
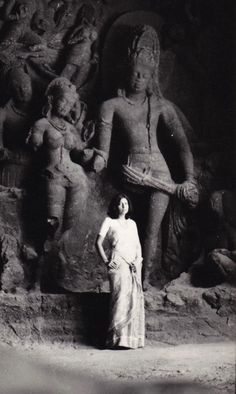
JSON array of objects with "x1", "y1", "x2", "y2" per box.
[{"x1": 128, "y1": 149, "x2": 160, "y2": 154}]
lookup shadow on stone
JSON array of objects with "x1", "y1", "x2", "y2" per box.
[
  {"x1": 190, "y1": 261, "x2": 224, "y2": 288},
  {"x1": 79, "y1": 293, "x2": 109, "y2": 349}
]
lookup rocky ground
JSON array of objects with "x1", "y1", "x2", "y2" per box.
[
  {"x1": 0, "y1": 272, "x2": 235, "y2": 394},
  {"x1": 0, "y1": 340, "x2": 234, "y2": 394}
]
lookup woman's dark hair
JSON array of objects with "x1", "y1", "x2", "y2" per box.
[{"x1": 108, "y1": 193, "x2": 133, "y2": 219}]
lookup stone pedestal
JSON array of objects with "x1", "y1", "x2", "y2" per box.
[{"x1": 0, "y1": 274, "x2": 235, "y2": 346}]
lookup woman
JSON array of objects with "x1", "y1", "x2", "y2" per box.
[
  {"x1": 96, "y1": 193, "x2": 145, "y2": 349},
  {"x1": 27, "y1": 77, "x2": 88, "y2": 236}
]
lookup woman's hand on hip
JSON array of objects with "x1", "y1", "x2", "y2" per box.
[{"x1": 108, "y1": 260, "x2": 118, "y2": 270}]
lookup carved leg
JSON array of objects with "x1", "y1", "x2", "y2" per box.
[
  {"x1": 46, "y1": 181, "x2": 66, "y2": 237},
  {"x1": 143, "y1": 190, "x2": 170, "y2": 288},
  {"x1": 64, "y1": 181, "x2": 88, "y2": 231}
]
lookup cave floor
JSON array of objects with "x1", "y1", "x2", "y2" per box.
[{"x1": 0, "y1": 340, "x2": 234, "y2": 394}]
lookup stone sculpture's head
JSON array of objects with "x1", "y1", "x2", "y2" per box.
[
  {"x1": 8, "y1": 68, "x2": 33, "y2": 105},
  {"x1": 125, "y1": 25, "x2": 161, "y2": 96},
  {"x1": 10, "y1": 0, "x2": 36, "y2": 21},
  {"x1": 68, "y1": 24, "x2": 98, "y2": 45},
  {"x1": 44, "y1": 77, "x2": 78, "y2": 118}
]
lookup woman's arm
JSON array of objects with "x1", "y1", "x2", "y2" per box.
[
  {"x1": 96, "y1": 234, "x2": 109, "y2": 265},
  {"x1": 96, "y1": 217, "x2": 111, "y2": 265},
  {"x1": 133, "y1": 222, "x2": 143, "y2": 264}
]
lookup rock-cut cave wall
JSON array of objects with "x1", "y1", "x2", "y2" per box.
[{"x1": 0, "y1": 0, "x2": 235, "y2": 295}]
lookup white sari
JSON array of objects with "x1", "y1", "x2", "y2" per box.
[{"x1": 99, "y1": 217, "x2": 145, "y2": 349}]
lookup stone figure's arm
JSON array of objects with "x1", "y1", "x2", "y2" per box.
[
  {"x1": 0, "y1": 109, "x2": 9, "y2": 161},
  {"x1": 160, "y1": 101, "x2": 194, "y2": 181},
  {"x1": 92, "y1": 100, "x2": 115, "y2": 172},
  {"x1": 3, "y1": 0, "x2": 15, "y2": 20},
  {"x1": 26, "y1": 119, "x2": 46, "y2": 151},
  {"x1": 70, "y1": 124, "x2": 83, "y2": 151},
  {"x1": 0, "y1": 109, "x2": 5, "y2": 148},
  {"x1": 214, "y1": 249, "x2": 236, "y2": 261}
]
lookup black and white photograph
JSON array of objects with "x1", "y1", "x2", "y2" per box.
[{"x1": 0, "y1": 0, "x2": 235, "y2": 393}]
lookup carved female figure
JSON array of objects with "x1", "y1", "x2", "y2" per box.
[
  {"x1": 93, "y1": 25, "x2": 198, "y2": 286},
  {"x1": 61, "y1": 23, "x2": 98, "y2": 90},
  {"x1": 27, "y1": 77, "x2": 88, "y2": 236}
]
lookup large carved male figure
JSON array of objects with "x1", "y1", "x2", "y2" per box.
[{"x1": 92, "y1": 25, "x2": 198, "y2": 286}]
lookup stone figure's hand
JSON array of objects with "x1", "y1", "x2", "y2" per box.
[
  {"x1": 142, "y1": 278, "x2": 150, "y2": 292},
  {"x1": 80, "y1": 149, "x2": 94, "y2": 165},
  {"x1": 176, "y1": 181, "x2": 190, "y2": 197},
  {"x1": 213, "y1": 248, "x2": 231, "y2": 257},
  {"x1": 216, "y1": 249, "x2": 236, "y2": 262},
  {"x1": 175, "y1": 180, "x2": 199, "y2": 209},
  {"x1": 92, "y1": 155, "x2": 106, "y2": 173}
]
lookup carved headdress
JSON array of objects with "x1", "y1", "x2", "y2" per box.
[
  {"x1": 126, "y1": 25, "x2": 162, "y2": 97},
  {"x1": 128, "y1": 25, "x2": 160, "y2": 69},
  {"x1": 43, "y1": 77, "x2": 78, "y2": 116},
  {"x1": 45, "y1": 77, "x2": 78, "y2": 102}
]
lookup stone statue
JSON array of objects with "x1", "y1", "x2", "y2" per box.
[
  {"x1": 61, "y1": 23, "x2": 98, "y2": 90},
  {"x1": 92, "y1": 25, "x2": 198, "y2": 287},
  {"x1": 0, "y1": 0, "x2": 42, "y2": 49},
  {"x1": 26, "y1": 77, "x2": 88, "y2": 238},
  {"x1": 0, "y1": 67, "x2": 35, "y2": 187},
  {"x1": 196, "y1": 189, "x2": 236, "y2": 285}
]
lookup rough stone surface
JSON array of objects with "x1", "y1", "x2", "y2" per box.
[
  {"x1": 0, "y1": 273, "x2": 235, "y2": 346},
  {"x1": 0, "y1": 188, "x2": 26, "y2": 291},
  {"x1": 41, "y1": 174, "x2": 118, "y2": 292},
  {"x1": 0, "y1": 1, "x2": 234, "y2": 293}
]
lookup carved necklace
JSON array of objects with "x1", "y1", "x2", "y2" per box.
[
  {"x1": 121, "y1": 89, "x2": 147, "y2": 106},
  {"x1": 11, "y1": 103, "x2": 27, "y2": 117},
  {"x1": 49, "y1": 118, "x2": 67, "y2": 133}
]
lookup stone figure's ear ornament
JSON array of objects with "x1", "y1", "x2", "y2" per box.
[{"x1": 42, "y1": 95, "x2": 53, "y2": 117}]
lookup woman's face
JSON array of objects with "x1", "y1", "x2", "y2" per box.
[
  {"x1": 117, "y1": 198, "x2": 129, "y2": 216},
  {"x1": 54, "y1": 95, "x2": 73, "y2": 117}
]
